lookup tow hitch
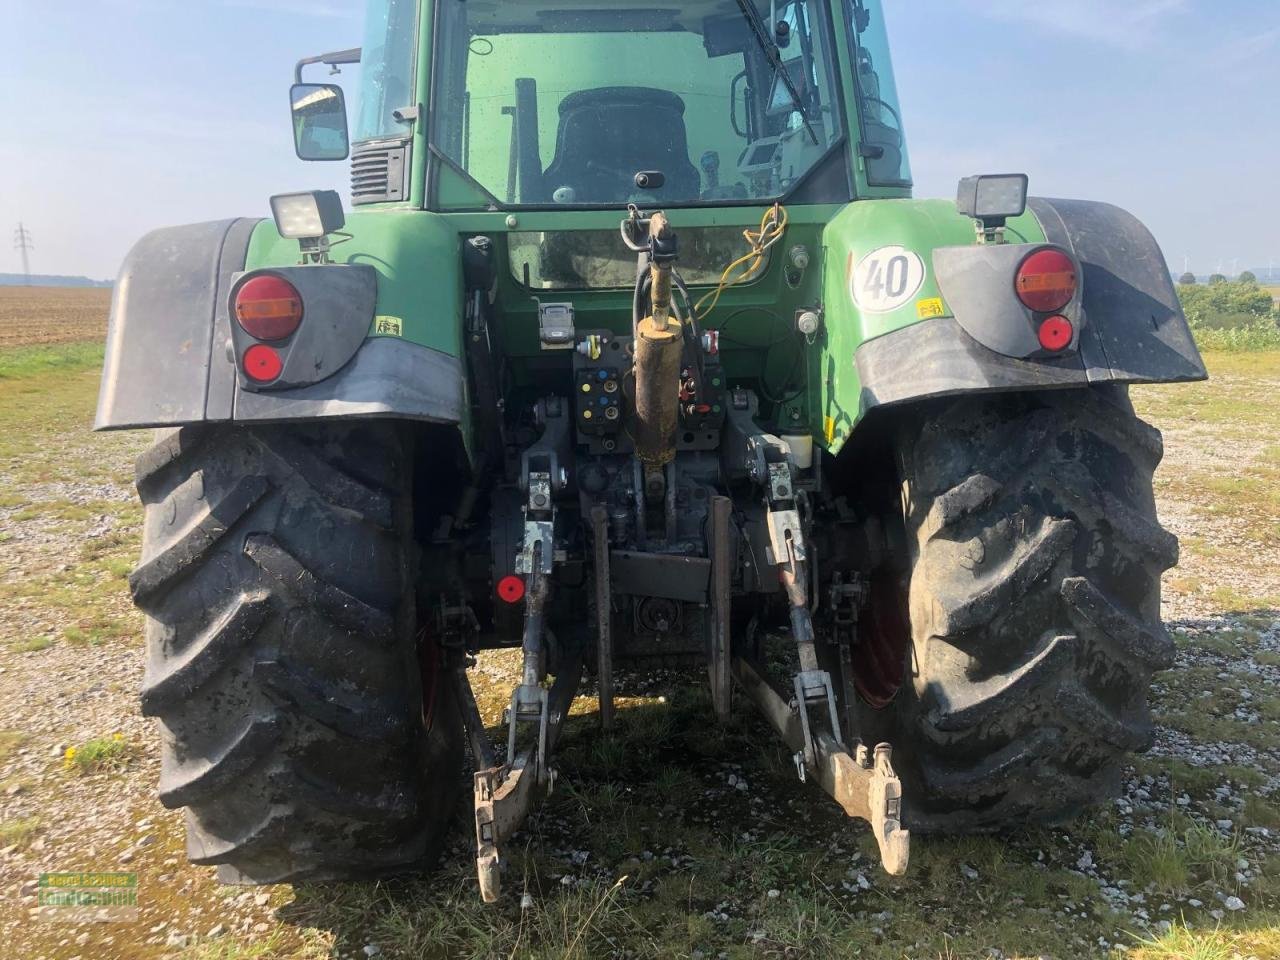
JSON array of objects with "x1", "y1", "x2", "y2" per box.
[
  {"x1": 731, "y1": 657, "x2": 910, "y2": 875},
  {"x1": 720, "y1": 409, "x2": 911, "y2": 877}
]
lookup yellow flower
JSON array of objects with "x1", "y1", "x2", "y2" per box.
[
  {"x1": 112, "y1": 733, "x2": 124, "y2": 742},
  {"x1": 63, "y1": 747, "x2": 77, "y2": 770}
]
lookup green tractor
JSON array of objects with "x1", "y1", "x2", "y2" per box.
[{"x1": 97, "y1": 0, "x2": 1205, "y2": 900}]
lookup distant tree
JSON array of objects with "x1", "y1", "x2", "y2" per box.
[
  {"x1": 1178, "y1": 272, "x2": 1197, "y2": 285},
  {"x1": 1208, "y1": 273, "x2": 1228, "y2": 285},
  {"x1": 1178, "y1": 278, "x2": 1276, "y2": 327},
  {"x1": 1239, "y1": 270, "x2": 1258, "y2": 284}
]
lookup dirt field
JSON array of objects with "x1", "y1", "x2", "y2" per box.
[
  {"x1": 0, "y1": 326, "x2": 1277, "y2": 958},
  {"x1": 0, "y1": 287, "x2": 111, "y2": 347}
]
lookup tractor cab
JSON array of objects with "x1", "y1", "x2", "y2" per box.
[{"x1": 295, "y1": 0, "x2": 911, "y2": 211}]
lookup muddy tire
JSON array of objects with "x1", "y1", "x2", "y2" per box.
[
  {"x1": 130, "y1": 423, "x2": 461, "y2": 883},
  {"x1": 890, "y1": 386, "x2": 1177, "y2": 831}
]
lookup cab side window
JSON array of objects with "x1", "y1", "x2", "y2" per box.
[{"x1": 847, "y1": 0, "x2": 912, "y2": 187}]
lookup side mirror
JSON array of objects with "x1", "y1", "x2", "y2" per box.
[{"x1": 290, "y1": 83, "x2": 350, "y2": 161}]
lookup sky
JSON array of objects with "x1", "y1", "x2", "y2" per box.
[{"x1": 1, "y1": 0, "x2": 1277, "y2": 281}]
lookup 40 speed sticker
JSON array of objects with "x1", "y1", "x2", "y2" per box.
[{"x1": 849, "y1": 246, "x2": 926, "y2": 314}]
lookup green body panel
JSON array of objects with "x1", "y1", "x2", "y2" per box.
[
  {"x1": 245, "y1": 210, "x2": 464, "y2": 358},
  {"x1": 475, "y1": 206, "x2": 834, "y2": 418},
  {"x1": 815, "y1": 199, "x2": 1046, "y2": 452},
  {"x1": 241, "y1": 197, "x2": 1049, "y2": 461},
  {"x1": 245, "y1": 204, "x2": 840, "y2": 412},
  {"x1": 407, "y1": 6, "x2": 434, "y2": 210}
]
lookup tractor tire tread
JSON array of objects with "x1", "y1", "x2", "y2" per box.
[
  {"x1": 132, "y1": 422, "x2": 459, "y2": 883},
  {"x1": 893, "y1": 388, "x2": 1175, "y2": 831}
]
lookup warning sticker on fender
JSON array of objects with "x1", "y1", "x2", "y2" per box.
[
  {"x1": 916, "y1": 297, "x2": 946, "y2": 320},
  {"x1": 849, "y1": 246, "x2": 926, "y2": 314},
  {"x1": 373, "y1": 316, "x2": 403, "y2": 337}
]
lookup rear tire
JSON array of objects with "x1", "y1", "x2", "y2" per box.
[
  {"x1": 131, "y1": 422, "x2": 461, "y2": 882},
  {"x1": 889, "y1": 386, "x2": 1177, "y2": 832}
]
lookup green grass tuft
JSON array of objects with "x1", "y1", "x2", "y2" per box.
[
  {"x1": 1130, "y1": 919, "x2": 1234, "y2": 960},
  {"x1": 11, "y1": 635, "x2": 54, "y2": 653},
  {"x1": 0, "y1": 341, "x2": 104, "y2": 379},
  {"x1": 63, "y1": 734, "x2": 131, "y2": 774},
  {"x1": 0, "y1": 817, "x2": 41, "y2": 850}
]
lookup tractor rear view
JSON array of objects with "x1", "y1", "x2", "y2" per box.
[{"x1": 96, "y1": 0, "x2": 1205, "y2": 901}]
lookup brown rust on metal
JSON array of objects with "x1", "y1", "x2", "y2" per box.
[
  {"x1": 632, "y1": 211, "x2": 682, "y2": 466},
  {"x1": 708, "y1": 496, "x2": 732, "y2": 721},
  {"x1": 648, "y1": 211, "x2": 673, "y2": 329},
  {"x1": 633, "y1": 316, "x2": 682, "y2": 467},
  {"x1": 471, "y1": 652, "x2": 584, "y2": 902},
  {"x1": 731, "y1": 656, "x2": 911, "y2": 876},
  {"x1": 591, "y1": 505, "x2": 614, "y2": 730}
]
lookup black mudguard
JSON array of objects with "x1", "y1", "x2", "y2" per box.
[
  {"x1": 856, "y1": 198, "x2": 1206, "y2": 413},
  {"x1": 95, "y1": 220, "x2": 465, "y2": 431}
]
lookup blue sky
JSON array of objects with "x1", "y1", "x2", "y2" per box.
[{"x1": 2, "y1": 0, "x2": 1277, "y2": 280}]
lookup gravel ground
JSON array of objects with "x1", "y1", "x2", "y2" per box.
[{"x1": 0, "y1": 361, "x2": 1277, "y2": 959}]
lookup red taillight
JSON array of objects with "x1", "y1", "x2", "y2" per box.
[
  {"x1": 1015, "y1": 249, "x2": 1077, "y2": 313},
  {"x1": 243, "y1": 344, "x2": 284, "y2": 383},
  {"x1": 497, "y1": 575, "x2": 526, "y2": 604},
  {"x1": 1038, "y1": 315, "x2": 1074, "y2": 352},
  {"x1": 235, "y1": 275, "x2": 303, "y2": 341}
]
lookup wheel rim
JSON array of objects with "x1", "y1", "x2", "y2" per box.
[{"x1": 853, "y1": 571, "x2": 911, "y2": 709}]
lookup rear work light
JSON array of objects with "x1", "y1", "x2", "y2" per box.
[
  {"x1": 243, "y1": 344, "x2": 284, "y2": 383},
  {"x1": 235, "y1": 275, "x2": 303, "y2": 341},
  {"x1": 1038, "y1": 315, "x2": 1074, "y2": 352},
  {"x1": 1015, "y1": 249, "x2": 1077, "y2": 314}
]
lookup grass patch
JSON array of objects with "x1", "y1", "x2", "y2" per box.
[
  {"x1": 0, "y1": 816, "x2": 41, "y2": 850},
  {"x1": 1192, "y1": 323, "x2": 1280, "y2": 352},
  {"x1": 61, "y1": 615, "x2": 134, "y2": 645},
  {"x1": 1181, "y1": 821, "x2": 1240, "y2": 883},
  {"x1": 0, "y1": 489, "x2": 27, "y2": 509},
  {"x1": 1132, "y1": 351, "x2": 1280, "y2": 436},
  {"x1": 1121, "y1": 818, "x2": 1242, "y2": 896},
  {"x1": 1130, "y1": 920, "x2": 1234, "y2": 960},
  {"x1": 1244, "y1": 795, "x2": 1280, "y2": 830},
  {"x1": 1130, "y1": 916, "x2": 1280, "y2": 960},
  {"x1": 1123, "y1": 830, "x2": 1191, "y2": 893},
  {"x1": 63, "y1": 733, "x2": 131, "y2": 774},
  {"x1": 11, "y1": 635, "x2": 54, "y2": 653},
  {"x1": 177, "y1": 931, "x2": 293, "y2": 960},
  {"x1": 0, "y1": 341, "x2": 104, "y2": 379}
]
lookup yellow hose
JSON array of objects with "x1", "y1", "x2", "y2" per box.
[{"x1": 694, "y1": 204, "x2": 789, "y2": 321}]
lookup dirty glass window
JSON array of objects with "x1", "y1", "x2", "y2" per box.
[
  {"x1": 433, "y1": 0, "x2": 846, "y2": 207},
  {"x1": 510, "y1": 227, "x2": 771, "y2": 290},
  {"x1": 355, "y1": 0, "x2": 418, "y2": 142},
  {"x1": 847, "y1": 0, "x2": 911, "y2": 186}
]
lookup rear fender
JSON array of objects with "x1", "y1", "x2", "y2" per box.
[
  {"x1": 1028, "y1": 197, "x2": 1205, "y2": 383},
  {"x1": 95, "y1": 219, "x2": 466, "y2": 430},
  {"x1": 818, "y1": 198, "x2": 1205, "y2": 452}
]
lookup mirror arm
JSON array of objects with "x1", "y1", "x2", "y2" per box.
[{"x1": 294, "y1": 47, "x2": 362, "y2": 84}]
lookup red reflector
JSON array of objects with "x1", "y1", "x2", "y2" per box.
[
  {"x1": 235, "y1": 275, "x2": 303, "y2": 341},
  {"x1": 243, "y1": 344, "x2": 284, "y2": 382},
  {"x1": 1038, "y1": 315, "x2": 1074, "y2": 352},
  {"x1": 1016, "y1": 249, "x2": 1077, "y2": 313},
  {"x1": 497, "y1": 575, "x2": 526, "y2": 604}
]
